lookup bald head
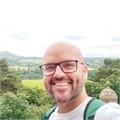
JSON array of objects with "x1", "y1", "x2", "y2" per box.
[{"x1": 43, "y1": 41, "x2": 84, "y2": 63}]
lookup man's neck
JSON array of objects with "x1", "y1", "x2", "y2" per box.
[{"x1": 57, "y1": 94, "x2": 88, "y2": 113}]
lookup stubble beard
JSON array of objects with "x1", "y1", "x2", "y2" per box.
[{"x1": 48, "y1": 80, "x2": 83, "y2": 104}]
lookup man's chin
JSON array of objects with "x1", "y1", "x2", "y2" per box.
[{"x1": 53, "y1": 95, "x2": 71, "y2": 104}]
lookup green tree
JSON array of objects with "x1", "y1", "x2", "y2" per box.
[
  {"x1": 0, "y1": 91, "x2": 31, "y2": 119},
  {"x1": 92, "y1": 58, "x2": 120, "y2": 82},
  {"x1": 24, "y1": 87, "x2": 55, "y2": 106},
  {"x1": 0, "y1": 59, "x2": 22, "y2": 93},
  {"x1": 91, "y1": 58, "x2": 120, "y2": 102},
  {"x1": 85, "y1": 80, "x2": 104, "y2": 98}
]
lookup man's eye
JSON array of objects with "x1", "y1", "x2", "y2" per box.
[
  {"x1": 45, "y1": 65, "x2": 55, "y2": 71},
  {"x1": 64, "y1": 63, "x2": 74, "y2": 68}
]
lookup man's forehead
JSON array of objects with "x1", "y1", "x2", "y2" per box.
[{"x1": 43, "y1": 41, "x2": 84, "y2": 62}]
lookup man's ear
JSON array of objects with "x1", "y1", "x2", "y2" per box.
[{"x1": 83, "y1": 65, "x2": 88, "y2": 80}]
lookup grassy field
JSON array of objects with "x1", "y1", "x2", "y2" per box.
[{"x1": 22, "y1": 79, "x2": 45, "y2": 90}]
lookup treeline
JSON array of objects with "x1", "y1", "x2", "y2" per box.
[
  {"x1": 11, "y1": 67, "x2": 42, "y2": 79},
  {"x1": 0, "y1": 58, "x2": 120, "y2": 119},
  {"x1": 10, "y1": 62, "x2": 42, "y2": 80}
]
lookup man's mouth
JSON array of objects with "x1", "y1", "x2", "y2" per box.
[{"x1": 53, "y1": 82, "x2": 71, "y2": 87}]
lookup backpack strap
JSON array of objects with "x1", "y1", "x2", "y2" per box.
[
  {"x1": 84, "y1": 98, "x2": 105, "y2": 120},
  {"x1": 41, "y1": 106, "x2": 57, "y2": 120}
]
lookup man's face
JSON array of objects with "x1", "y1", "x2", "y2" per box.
[{"x1": 42, "y1": 44, "x2": 88, "y2": 104}]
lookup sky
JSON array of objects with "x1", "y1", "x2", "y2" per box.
[{"x1": 0, "y1": 0, "x2": 120, "y2": 58}]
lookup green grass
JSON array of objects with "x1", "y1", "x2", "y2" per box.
[{"x1": 22, "y1": 79, "x2": 45, "y2": 90}]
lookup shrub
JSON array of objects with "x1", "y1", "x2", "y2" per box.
[
  {"x1": 85, "y1": 80, "x2": 104, "y2": 98},
  {"x1": 25, "y1": 87, "x2": 55, "y2": 106},
  {"x1": 0, "y1": 91, "x2": 31, "y2": 119},
  {"x1": 29, "y1": 104, "x2": 52, "y2": 120}
]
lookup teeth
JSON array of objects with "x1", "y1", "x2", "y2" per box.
[{"x1": 54, "y1": 83, "x2": 69, "y2": 86}]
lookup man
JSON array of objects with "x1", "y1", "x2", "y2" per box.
[{"x1": 39, "y1": 41, "x2": 120, "y2": 120}]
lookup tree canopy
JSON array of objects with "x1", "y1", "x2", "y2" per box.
[
  {"x1": 0, "y1": 58, "x2": 22, "y2": 93},
  {"x1": 87, "y1": 58, "x2": 120, "y2": 101}
]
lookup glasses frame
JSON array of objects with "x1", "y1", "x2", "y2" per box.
[{"x1": 39, "y1": 60, "x2": 84, "y2": 76}]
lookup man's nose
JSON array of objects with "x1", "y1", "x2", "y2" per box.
[{"x1": 53, "y1": 65, "x2": 65, "y2": 78}]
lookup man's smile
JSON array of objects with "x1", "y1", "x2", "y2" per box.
[{"x1": 53, "y1": 82, "x2": 71, "y2": 87}]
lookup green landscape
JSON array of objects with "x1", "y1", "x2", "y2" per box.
[
  {"x1": 22, "y1": 79, "x2": 45, "y2": 90},
  {"x1": 0, "y1": 51, "x2": 120, "y2": 120}
]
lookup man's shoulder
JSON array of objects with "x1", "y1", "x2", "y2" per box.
[{"x1": 95, "y1": 102, "x2": 120, "y2": 120}]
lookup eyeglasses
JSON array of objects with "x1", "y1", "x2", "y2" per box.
[{"x1": 39, "y1": 60, "x2": 84, "y2": 76}]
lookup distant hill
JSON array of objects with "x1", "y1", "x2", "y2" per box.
[
  {"x1": 0, "y1": 51, "x2": 42, "y2": 63},
  {"x1": 0, "y1": 51, "x2": 21, "y2": 59}
]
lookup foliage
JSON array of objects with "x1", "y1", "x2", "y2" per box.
[
  {"x1": 85, "y1": 80, "x2": 93, "y2": 96},
  {"x1": 92, "y1": 58, "x2": 120, "y2": 82},
  {"x1": 85, "y1": 80, "x2": 104, "y2": 98},
  {"x1": 24, "y1": 87, "x2": 55, "y2": 106},
  {"x1": 90, "y1": 58, "x2": 120, "y2": 101},
  {"x1": 0, "y1": 59, "x2": 22, "y2": 93},
  {"x1": 106, "y1": 75, "x2": 120, "y2": 98},
  {"x1": 30, "y1": 104, "x2": 52, "y2": 120},
  {"x1": 0, "y1": 90, "x2": 54, "y2": 120},
  {"x1": 0, "y1": 91, "x2": 31, "y2": 120},
  {"x1": 18, "y1": 67, "x2": 42, "y2": 80},
  {"x1": 18, "y1": 86, "x2": 56, "y2": 119}
]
